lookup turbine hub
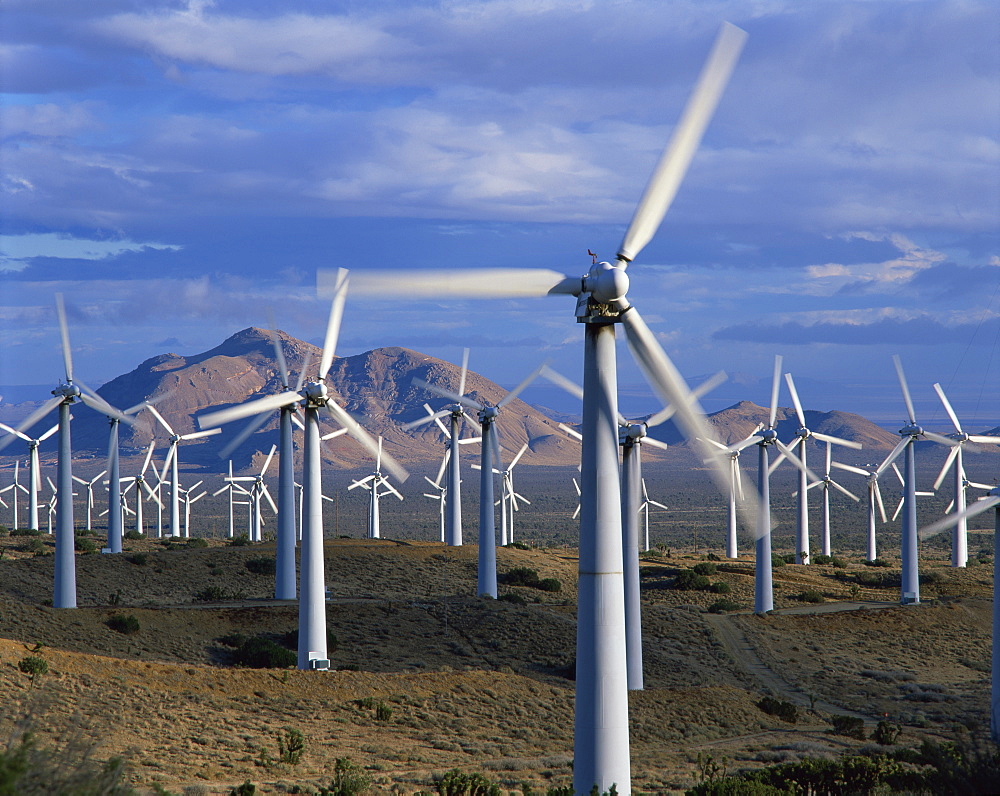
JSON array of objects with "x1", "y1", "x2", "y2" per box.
[
  {"x1": 900, "y1": 423, "x2": 922, "y2": 437},
  {"x1": 53, "y1": 382, "x2": 80, "y2": 400},
  {"x1": 586, "y1": 261, "x2": 629, "y2": 305},
  {"x1": 619, "y1": 423, "x2": 646, "y2": 444},
  {"x1": 757, "y1": 427, "x2": 777, "y2": 443},
  {"x1": 479, "y1": 406, "x2": 499, "y2": 422},
  {"x1": 796, "y1": 427, "x2": 809, "y2": 439},
  {"x1": 303, "y1": 381, "x2": 328, "y2": 405}
]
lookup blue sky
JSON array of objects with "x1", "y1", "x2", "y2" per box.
[{"x1": 1, "y1": 0, "x2": 998, "y2": 427}]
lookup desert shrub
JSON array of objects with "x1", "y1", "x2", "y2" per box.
[
  {"x1": 186, "y1": 537, "x2": 209, "y2": 548},
  {"x1": 544, "y1": 787, "x2": 573, "y2": 796},
  {"x1": 20, "y1": 538, "x2": 47, "y2": 555},
  {"x1": 278, "y1": 728, "x2": 305, "y2": 765},
  {"x1": 537, "y1": 578, "x2": 562, "y2": 593},
  {"x1": 319, "y1": 757, "x2": 371, "y2": 796},
  {"x1": 673, "y1": 570, "x2": 711, "y2": 591},
  {"x1": 855, "y1": 570, "x2": 900, "y2": 588},
  {"x1": 770, "y1": 555, "x2": 786, "y2": 569},
  {"x1": 499, "y1": 567, "x2": 541, "y2": 587},
  {"x1": 194, "y1": 585, "x2": 228, "y2": 602},
  {"x1": 74, "y1": 537, "x2": 98, "y2": 553},
  {"x1": 757, "y1": 696, "x2": 798, "y2": 724},
  {"x1": 639, "y1": 566, "x2": 661, "y2": 579},
  {"x1": 707, "y1": 599, "x2": 740, "y2": 614},
  {"x1": 282, "y1": 628, "x2": 337, "y2": 652},
  {"x1": 829, "y1": 715, "x2": 866, "y2": 739},
  {"x1": 864, "y1": 558, "x2": 891, "y2": 567},
  {"x1": 709, "y1": 581, "x2": 731, "y2": 594},
  {"x1": 106, "y1": 614, "x2": 141, "y2": 635},
  {"x1": 230, "y1": 782, "x2": 256, "y2": 796},
  {"x1": 230, "y1": 534, "x2": 252, "y2": 547},
  {"x1": 218, "y1": 633, "x2": 248, "y2": 648},
  {"x1": 506, "y1": 541, "x2": 531, "y2": 550},
  {"x1": 125, "y1": 552, "x2": 148, "y2": 566},
  {"x1": 498, "y1": 592, "x2": 526, "y2": 605},
  {"x1": 375, "y1": 701, "x2": 393, "y2": 722},
  {"x1": 123, "y1": 530, "x2": 144, "y2": 541},
  {"x1": 873, "y1": 720, "x2": 902, "y2": 745},
  {"x1": 812, "y1": 554, "x2": 833, "y2": 565},
  {"x1": 245, "y1": 555, "x2": 276, "y2": 576},
  {"x1": 706, "y1": 552, "x2": 721, "y2": 561},
  {"x1": 233, "y1": 636, "x2": 296, "y2": 669},
  {"x1": 692, "y1": 562, "x2": 717, "y2": 576},
  {"x1": 921, "y1": 570, "x2": 943, "y2": 584},
  {"x1": 435, "y1": 768, "x2": 501, "y2": 796},
  {"x1": 0, "y1": 730, "x2": 134, "y2": 795},
  {"x1": 18, "y1": 656, "x2": 48, "y2": 678},
  {"x1": 11, "y1": 527, "x2": 43, "y2": 537},
  {"x1": 799, "y1": 589, "x2": 825, "y2": 604}
]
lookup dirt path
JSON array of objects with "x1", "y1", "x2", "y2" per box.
[{"x1": 703, "y1": 601, "x2": 897, "y2": 727}]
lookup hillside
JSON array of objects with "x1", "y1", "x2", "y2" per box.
[{"x1": 0, "y1": 533, "x2": 993, "y2": 794}]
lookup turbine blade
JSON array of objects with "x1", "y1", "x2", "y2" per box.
[
  {"x1": 931, "y1": 382, "x2": 963, "y2": 434},
  {"x1": 0, "y1": 421, "x2": 32, "y2": 444},
  {"x1": 558, "y1": 422, "x2": 584, "y2": 442},
  {"x1": 324, "y1": 400, "x2": 409, "y2": 483},
  {"x1": 643, "y1": 436, "x2": 669, "y2": 450},
  {"x1": 932, "y1": 446, "x2": 961, "y2": 491},
  {"x1": 875, "y1": 482, "x2": 887, "y2": 523},
  {"x1": 498, "y1": 360, "x2": 548, "y2": 408},
  {"x1": 646, "y1": 370, "x2": 726, "y2": 428},
  {"x1": 617, "y1": 21, "x2": 747, "y2": 263},
  {"x1": 923, "y1": 430, "x2": 960, "y2": 447},
  {"x1": 920, "y1": 496, "x2": 999, "y2": 539},
  {"x1": 969, "y1": 435, "x2": 1000, "y2": 445},
  {"x1": 508, "y1": 443, "x2": 529, "y2": 470},
  {"x1": 768, "y1": 355, "x2": 783, "y2": 429},
  {"x1": 0, "y1": 396, "x2": 63, "y2": 451},
  {"x1": 219, "y1": 411, "x2": 273, "y2": 460},
  {"x1": 875, "y1": 437, "x2": 910, "y2": 476},
  {"x1": 320, "y1": 427, "x2": 349, "y2": 441},
  {"x1": 199, "y1": 392, "x2": 300, "y2": 429},
  {"x1": 340, "y1": 267, "x2": 579, "y2": 299},
  {"x1": 143, "y1": 403, "x2": 176, "y2": 436},
  {"x1": 55, "y1": 292, "x2": 74, "y2": 384},
  {"x1": 830, "y1": 479, "x2": 861, "y2": 502},
  {"x1": 261, "y1": 484, "x2": 278, "y2": 514},
  {"x1": 892, "y1": 355, "x2": 916, "y2": 425},
  {"x1": 412, "y1": 377, "x2": 483, "y2": 411},
  {"x1": 540, "y1": 364, "x2": 585, "y2": 402},
  {"x1": 891, "y1": 462, "x2": 905, "y2": 486},
  {"x1": 179, "y1": 428, "x2": 222, "y2": 442},
  {"x1": 811, "y1": 431, "x2": 863, "y2": 450},
  {"x1": 831, "y1": 461, "x2": 871, "y2": 477},
  {"x1": 267, "y1": 322, "x2": 290, "y2": 388},
  {"x1": 784, "y1": 372, "x2": 806, "y2": 428},
  {"x1": 318, "y1": 267, "x2": 350, "y2": 380},
  {"x1": 260, "y1": 444, "x2": 277, "y2": 476},
  {"x1": 892, "y1": 497, "x2": 904, "y2": 522},
  {"x1": 295, "y1": 351, "x2": 313, "y2": 393},
  {"x1": 457, "y1": 348, "x2": 470, "y2": 397},
  {"x1": 773, "y1": 439, "x2": 820, "y2": 483},
  {"x1": 140, "y1": 441, "x2": 155, "y2": 475}
]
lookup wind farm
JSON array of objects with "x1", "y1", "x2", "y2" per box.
[{"x1": 2, "y1": 2, "x2": 999, "y2": 794}]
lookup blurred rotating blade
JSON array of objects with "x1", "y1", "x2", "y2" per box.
[
  {"x1": 323, "y1": 399, "x2": 408, "y2": 483},
  {"x1": 893, "y1": 355, "x2": 916, "y2": 425},
  {"x1": 0, "y1": 396, "x2": 62, "y2": 452},
  {"x1": 335, "y1": 268, "x2": 581, "y2": 299},
  {"x1": 618, "y1": 22, "x2": 747, "y2": 264},
  {"x1": 620, "y1": 305, "x2": 759, "y2": 535},
  {"x1": 199, "y1": 391, "x2": 301, "y2": 429},
  {"x1": 920, "y1": 495, "x2": 999, "y2": 540},
  {"x1": 319, "y1": 267, "x2": 350, "y2": 380},
  {"x1": 412, "y1": 378, "x2": 483, "y2": 411},
  {"x1": 55, "y1": 292, "x2": 74, "y2": 384},
  {"x1": 219, "y1": 410, "x2": 274, "y2": 460}
]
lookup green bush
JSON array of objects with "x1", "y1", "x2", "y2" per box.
[
  {"x1": 537, "y1": 578, "x2": 562, "y2": 593},
  {"x1": 18, "y1": 656, "x2": 48, "y2": 678},
  {"x1": 692, "y1": 562, "x2": 717, "y2": 576},
  {"x1": 320, "y1": 757, "x2": 371, "y2": 796},
  {"x1": 278, "y1": 728, "x2": 305, "y2": 765},
  {"x1": 873, "y1": 720, "x2": 902, "y2": 745},
  {"x1": 436, "y1": 768, "x2": 501, "y2": 796},
  {"x1": 799, "y1": 589, "x2": 825, "y2": 604},
  {"x1": 709, "y1": 581, "x2": 731, "y2": 594},
  {"x1": 230, "y1": 534, "x2": 252, "y2": 547},
  {"x1": 829, "y1": 715, "x2": 866, "y2": 739},
  {"x1": 74, "y1": 537, "x2": 98, "y2": 553},
  {"x1": 123, "y1": 530, "x2": 144, "y2": 541},
  {"x1": 855, "y1": 570, "x2": 901, "y2": 588},
  {"x1": 864, "y1": 558, "x2": 891, "y2": 567},
  {"x1": 707, "y1": 599, "x2": 741, "y2": 614},
  {"x1": 106, "y1": 614, "x2": 141, "y2": 635},
  {"x1": 125, "y1": 552, "x2": 148, "y2": 566},
  {"x1": 245, "y1": 555, "x2": 277, "y2": 576},
  {"x1": 673, "y1": 570, "x2": 711, "y2": 591},
  {"x1": 186, "y1": 537, "x2": 209, "y2": 548},
  {"x1": 20, "y1": 538, "x2": 47, "y2": 555},
  {"x1": 498, "y1": 592, "x2": 526, "y2": 605},
  {"x1": 499, "y1": 567, "x2": 541, "y2": 587},
  {"x1": 233, "y1": 636, "x2": 296, "y2": 669},
  {"x1": 218, "y1": 632, "x2": 248, "y2": 648},
  {"x1": 194, "y1": 585, "x2": 228, "y2": 602},
  {"x1": 375, "y1": 701, "x2": 393, "y2": 722},
  {"x1": 0, "y1": 730, "x2": 134, "y2": 795},
  {"x1": 230, "y1": 782, "x2": 256, "y2": 796},
  {"x1": 770, "y1": 555, "x2": 786, "y2": 568},
  {"x1": 757, "y1": 696, "x2": 798, "y2": 724},
  {"x1": 11, "y1": 527, "x2": 43, "y2": 537},
  {"x1": 506, "y1": 541, "x2": 531, "y2": 550}
]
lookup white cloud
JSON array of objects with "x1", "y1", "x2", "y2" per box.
[{"x1": 0, "y1": 233, "x2": 182, "y2": 272}]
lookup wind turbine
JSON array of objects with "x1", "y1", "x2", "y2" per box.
[
  {"x1": 413, "y1": 361, "x2": 543, "y2": 597},
  {"x1": 804, "y1": 441, "x2": 860, "y2": 555},
  {"x1": 929, "y1": 382, "x2": 1000, "y2": 568},
  {"x1": 702, "y1": 435, "x2": 749, "y2": 558},
  {"x1": 727, "y1": 356, "x2": 817, "y2": 614},
  {"x1": 875, "y1": 356, "x2": 957, "y2": 604},
  {"x1": 213, "y1": 460, "x2": 239, "y2": 538},
  {"x1": 499, "y1": 443, "x2": 530, "y2": 546},
  {"x1": 638, "y1": 478, "x2": 668, "y2": 553},
  {"x1": 832, "y1": 460, "x2": 888, "y2": 561},
  {"x1": 783, "y1": 372, "x2": 863, "y2": 563},
  {"x1": 181, "y1": 481, "x2": 207, "y2": 538},
  {"x1": 0, "y1": 295, "x2": 136, "y2": 607},
  {"x1": 920, "y1": 487, "x2": 1000, "y2": 743},
  {"x1": 348, "y1": 437, "x2": 404, "y2": 540},
  {"x1": 120, "y1": 442, "x2": 162, "y2": 537},
  {"x1": 0, "y1": 422, "x2": 58, "y2": 531},
  {"x1": 72, "y1": 470, "x2": 107, "y2": 532},
  {"x1": 423, "y1": 448, "x2": 450, "y2": 542},
  {"x1": 142, "y1": 403, "x2": 220, "y2": 538},
  {"x1": 0, "y1": 461, "x2": 29, "y2": 531},
  {"x1": 201, "y1": 269, "x2": 407, "y2": 670},
  {"x1": 226, "y1": 445, "x2": 278, "y2": 542},
  {"x1": 406, "y1": 350, "x2": 484, "y2": 549},
  {"x1": 327, "y1": 23, "x2": 750, "y2": 793}
]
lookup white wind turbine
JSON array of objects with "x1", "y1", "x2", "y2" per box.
[
  {"x1": 638, "y1": 478, "x2": 668, "y2": 553},
  {"x1": 702, "y1": 435, "x2": 749, "y2": 558},
  {"x1": 181, "y1": 481, "x2": 207, "y2": 538},
  {"x1": 142, "y1": 403, "x2": 220, "y2": 537},
  {"x1": 405, "y1": 350, "x2": 483, "y2": 549},
  {"x1": 832, "y1": 460, "x2": 888, "y2": 561},
  {"x1": 727, "y1": 356, "x2": 818, "y2": 614},
  {"x1": 213, "y1": 460, "x2": 239, "y2": 538},
  {"x1": 920, "y1": 487, "x2": 1000, "y2": 742},
  {"x1": 804, "y1": 441, "x2": 860, "y2": 555},
  {"x1": 72, "y1": 470, "x2": 107, "y2": 532},
  {"x1": 0, "y1": 295, "x2": 137, "y2": 607},
  {"x1": 499, "y1": 443, "x2": 531, "y2": 546},
  {"x1": 0, "y1": 461, "x2": 29, "y2": 531},
  {"x1": 201, "y1": 269, "x2": 407, "y2": 671},
  {"x1": 0, "y1": 422, "x2": 58, "y2": 531},
  {"x1": 214, "y1": 331, "x2": 311, "y2": 599},
  {"x1": 783, "y1": 372, "x2": 863, "y2": 563},
  {"x1": 929, "y1": 382, "x2": 1000, "y2": 568},
  {"x1": 348, "y1": 437, "x2": 404, "y2": 540},
  {"x1": 329, "y1": 23, "x2": 750, "y2": 793},
  {"x1": 226, "y1": 445, "x2": 278, "y2": 542},
  {"x1": 423, "y1": 447, "x2": 450, "y2": 542},
  {"x1": 120, "y1": 442, "x2": 162, "y2": 537},
  {"x1": 413, "y1": 360, "x2": 544, "y2": 598},
  {"x1": 875, "y1": 356, "x2": 957, "y2": 604}
]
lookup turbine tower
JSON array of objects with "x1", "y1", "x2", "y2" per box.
[
  {"x1": 0, "y1": 461, "x2": 29, "y2": 531},
  {"x1": 920, "y1": 487, "x2": 1000, "y2": 743},
  {"x1": 498, "y1": 444, "x2": 530, "y2": 546},
  {"x1": 930, "y1": 382, "x2": 1000, "y2": 568},
  {"x1": 201, "y1": 269, "x2": 407, "y2": 670},
  {"x1": 875, "y1": 356, "x2": 956, "y2": 604},
  {"x1": 703, "y1": 436, "x2": 748, "y2": 558},
  {"x1": 330, "y1": 23, "x2": 751, "y2": 793},
  {"x1": 805, "y1": 441, "x2": 860, "y2": 555},
  {"x1": 227, "y1": 446, "x2": 278, "y2": 542},
  {"x1": 783, "y1": 372, "x2": 862, "y2": 562},
  {"x1": 120, "y1": 442, "x2": 161, "y2": 537},
  {"x1": 832, "y1": 461, "x2": 888, "y2": 561}
]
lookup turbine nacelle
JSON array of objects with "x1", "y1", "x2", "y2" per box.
[
  {"x1": 795, "y1": 427, "x2": 810, "y2": 440},
  {"x1": 756, "y1": 427, "x2": 778, "y2": 444},
  {"x1": 619, "y1": 423, "x2": 647, "y2": 444},
  {"x1": 899, "y1": 423, "x2": 923, "y2": 437},
  {"x1": 478, "y1": 406, "x2": 499, "y2": 423},
  {"x1": 53, "y1": 382, "x2": 80, "y2": 400},
  {"x1": 303, "y1": 381, "x2": 328, "y2": 406}
]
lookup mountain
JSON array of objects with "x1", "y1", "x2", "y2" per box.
[
  {"x1": 644, "y1": 400, "x2": 900, "y2": 451},
  {"x1": 69, "y1": 328, "x2": 578, "y2": 472}
]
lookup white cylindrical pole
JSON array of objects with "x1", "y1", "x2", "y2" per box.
[
  {"x1": 754, "y1": 442, "x2": 773, "y2": 615},
  {"x1": 953, "y1": 447, "x2": 967, "y2": 567},
  {"x1": 573, "y1": 321, "x2": 630, "y2": 796},
  {"x1": 726, "y1": 457, "x2": 738, "y2": 558},
  {"x1": 821, "y1": 484, "x2": 832, "y2": 557},
  {"x1": 867, "y1": 482, "x2": 878, "y2": 562},
  {"x1": 795, "y1": 440, "x2": 809, "y2": 564},
  {"x1": 297, "y1": 406, "x2": 327, "y2": 670},
  {"x1": 54, "y1": 400, "x2": 76, "y2": 609},
  {"x1": 620, "y1": 438, "x2": 643, "y2": 691},
  {"x1": 169, "y1": 445, "x2": 180, "y2": 537},
  {"x1": 276, "y1": 409, "x2": 296, "y2": 599},
  {"x1": 29, "y1": 444, "x2": 40, "y2": 531},
  {"x1": 446, "y1": 415, "x2": 462, "y2": 546},
  {"x1": 477, "y1": 416, "x2": 497, "y2": 598},
  {"x1": 900, "y1": 441, "x2": 919, "y2": 605},
  {"x1": 107, "y1": 421, "x2": 123, "y2": 554}
]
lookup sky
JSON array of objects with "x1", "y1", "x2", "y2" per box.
[{"x1": 1, "y1": 0, "x2": 999, "y2": 429}]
